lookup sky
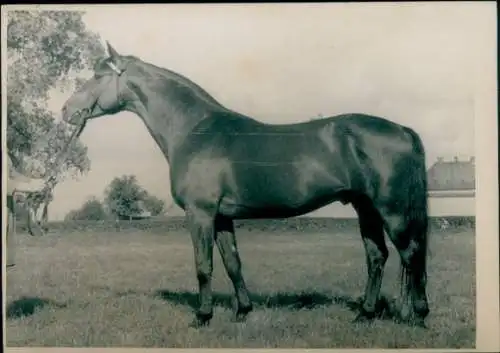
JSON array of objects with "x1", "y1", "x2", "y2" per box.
[{"x1": 39, "y1": 2, "x2": 493, "y2": 220}]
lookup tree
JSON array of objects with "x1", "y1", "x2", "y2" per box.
[
  {"x1": 104, "y1": 175, "x2": 167, "y2": 218},
  {"x1": 142, "y1": 194, "x2": 166, "y2": 216},
  {"x1": 7, "y1": 10, "x2": 106, "y2": 179},
  {"x1": 104, "y1": 175, "x2": 147, "y2": 218},
  {"x1": 65, "y1": 197, "x2": 107, "y2": 221}
]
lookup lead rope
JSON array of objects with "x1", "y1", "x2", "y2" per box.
[{"x1": 26, "y1": 119, "x2": 86, "y2": 233}]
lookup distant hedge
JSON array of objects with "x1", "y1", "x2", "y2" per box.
[{"x1": 16, "y1": 216, "x2": 475, "y2": 235}]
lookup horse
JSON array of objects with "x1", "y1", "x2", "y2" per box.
[{"x1": 61, "y1": 41, "x2": 430, "y2": 328}]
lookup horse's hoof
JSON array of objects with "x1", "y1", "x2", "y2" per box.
[
  {"x1": 393, "y1": 310, "x2": 427, "y2": 328},
  {"x1": 232, "y1": 314, "x2": 247, "y2": 323},
  {"x1": 188, "y1": 318, "x2": 210, "y2": 328},
  {"x1": 232, "y1": 311, "x2": 250, "y2": 323},
  {"x1": 232, "y1": 305, "x2": 253, "y2": 323},
  {"x1": 409, "y1": 317, "x2": 427, "y2": 329},
  {"x1": 189, "y1": 313, "x2": 212, "y2": 328}
]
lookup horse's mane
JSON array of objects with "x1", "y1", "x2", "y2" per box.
[{"x1": 127, "y1": 55, "x2": 226, "y2": 109}]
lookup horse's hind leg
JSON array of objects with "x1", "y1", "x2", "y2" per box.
[
  {"x1": 382, "y1": 211, "x2": 429, "y2": 326},
  {"x1": 214, "y1": 215, "x2": 253, "y2": 322},
  {"x1": 352, "y1": 196, "x2": 389, "y2": 322}
]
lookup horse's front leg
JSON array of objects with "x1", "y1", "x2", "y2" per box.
[{"x1": 186, "y1": 207, "x2": 216, "y2": 328}]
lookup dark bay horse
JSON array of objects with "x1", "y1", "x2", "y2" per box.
[{"x1": 61, "y1": 42, "x2": 430, "y2": 328}]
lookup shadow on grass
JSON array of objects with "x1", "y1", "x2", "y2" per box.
[
  {"x1": 331, "y1": 294, "x2": 400, "y2": 321},
  {"x1": 6, "y1": 296, "x2": 67, "y2": 319},
  {"x1": 155, "y1": 289, "x2": 332, "y2": 310},
  {"x1": 90, "y1": 284, "x2": 401, "y2": 321},
  {"x1": 154, "y1": 289, "x2": 400, "y2": 320}
]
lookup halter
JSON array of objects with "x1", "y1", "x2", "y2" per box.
[
  {"x1": 107, "y1": 60, "x2": 122, "y2": 76},
  {"x1": 101, "y1": 59, "x2": 126, "y2": 110}
]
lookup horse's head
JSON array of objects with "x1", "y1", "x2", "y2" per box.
[{"x1": 62, "y1": 41, "x2": 129, "y2": 125}]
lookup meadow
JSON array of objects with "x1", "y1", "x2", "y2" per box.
[{"x1": 5, "y1": 218, "x2": 476, "y2": 348}]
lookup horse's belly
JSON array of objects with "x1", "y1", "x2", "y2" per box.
[
  {"x1": 218, "y1": 189, "x2": 345, "y2": 219},
  {"x1": 219, "y1": 164, "x2": 347, "y2": 219}
]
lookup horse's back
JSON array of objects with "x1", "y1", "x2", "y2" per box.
[
  {"x1": 172, "y1": 111, "x2": 423, "y2": 218},
  {"x1": 195, "y1": 111, "x2": 418, "y2": 164},
  {"x1": 198, "y1": 110, "x2": 413, "y2": 137},
  {"x1": 178, "y1": 111, "x2": 421, "y2": 187}
]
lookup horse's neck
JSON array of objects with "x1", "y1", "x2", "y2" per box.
[{"x1": 124, "y1": 62, "x2": 226, "y2": 161}]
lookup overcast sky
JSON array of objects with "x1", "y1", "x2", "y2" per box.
[{"x1": 39, "y1": 2, "x2": 493, "y2": 220}]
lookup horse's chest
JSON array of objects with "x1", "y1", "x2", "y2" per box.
[{"x1": 170, "y1": 156, "x2": 230, "y2": 202}]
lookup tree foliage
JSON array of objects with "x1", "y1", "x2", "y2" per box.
[
  {"x1": 65, "y1": 197, "x2": 108, "y2": 221},
  {"x1": 142, "y1": 194, "x2": 166, "y2": 216},
  {"x1": 104, "y1": 175, "x2": 166, "y2": 218},
  {"x1": 65, "y1": 197, "x2": 107, "y2": 221},
  {"x1": 7, "y1": 9, "x2": 106, "y2": 178},
  {"x1": 104, "y1": 175, "x2": 147, "y2": 218}
]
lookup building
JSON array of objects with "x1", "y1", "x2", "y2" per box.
[
  {"x1": 426, "y1": 156, "x2": 475, "y2": 217},
  {"x1": 427, "y1": 156, "x2": 475, "y2": 197}
]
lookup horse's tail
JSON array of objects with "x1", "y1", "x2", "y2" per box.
[{"x1": 399, "y1": 127, "x2": 429, "y2": 308}]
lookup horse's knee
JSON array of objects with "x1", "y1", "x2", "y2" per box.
[
  {"x1": 196, "y1": 269, "x2": 212, "y2": 285},
  {"x1": 194, "y1": 244, "x2": 214, "y2": 285},
  {"x1": 223, "y1": 247, "x2": 242, "y2": 272}
]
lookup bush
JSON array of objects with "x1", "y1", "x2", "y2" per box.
[
  {"x1": 64, "y1": 197, "x2": 108, "y2": 221},
  {"x1": 16, "y1": 216, "x2": 475, "y2": 235}
]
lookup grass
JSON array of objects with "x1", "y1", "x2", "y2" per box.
[{"x1": 5, "y1": 225, "x2": 475, "y2": 348}]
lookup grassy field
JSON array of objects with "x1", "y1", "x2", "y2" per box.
[{"x1": 5, "y1": 224, "x2": 475, "y2": 348}]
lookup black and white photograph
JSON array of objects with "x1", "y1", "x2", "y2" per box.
[{"x1": 2, "y1": 2, "x2": 498, "y2": 350}]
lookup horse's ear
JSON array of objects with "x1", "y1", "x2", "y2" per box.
[{"x1": 106, "y1": 42, "x2": 120, "y2": 60}]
